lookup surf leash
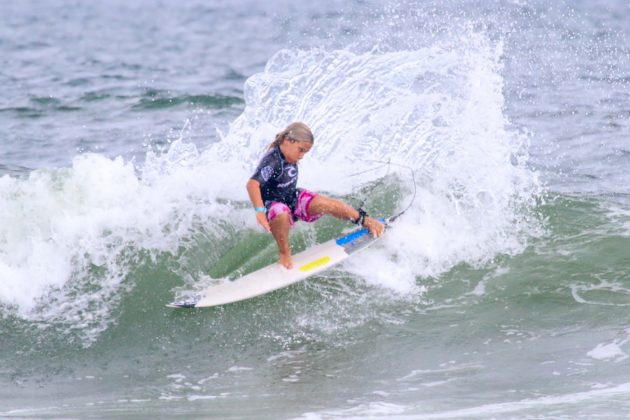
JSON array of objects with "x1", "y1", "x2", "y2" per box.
[{"x1": 348, "y1": 159, "x2": 418, "y2": 226}]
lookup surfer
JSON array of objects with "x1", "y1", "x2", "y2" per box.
[{"x1": 246, "y1": 122, "x2": 385, "y2": 269}]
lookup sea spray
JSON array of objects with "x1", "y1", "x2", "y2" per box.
[
  {"x1": 214, "y1": 32, "x2": 541, "y2": 292},
  {"x1": 0, "y1": 31, "x2": 541, "y2": 345},
  {"x1": 0, "y1": 146, "x2": 240, "y2": 345}
]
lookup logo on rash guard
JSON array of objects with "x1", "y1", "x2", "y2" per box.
[
  {"x1": 261, "y1": 166, "x2": 274, "y2": 182},
  {"x1": 277, "y1": 166, "x2": 297, "y2": 189}
]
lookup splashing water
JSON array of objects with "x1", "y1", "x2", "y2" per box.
[{"x1": 0, "y1": 29, "x2": 540, "y2": 345}]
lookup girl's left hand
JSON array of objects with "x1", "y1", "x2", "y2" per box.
[{"x1": 256, "y1": 211, "x2": 271, "y2": 232}]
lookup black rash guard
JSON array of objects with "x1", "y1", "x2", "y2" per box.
[{"x1": 250, "y1": 145, "x2": 299, "y2": 209}]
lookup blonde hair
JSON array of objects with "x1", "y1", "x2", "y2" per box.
[{"x1": 268, "y1": 122, "x2": 314, "y2": 150}]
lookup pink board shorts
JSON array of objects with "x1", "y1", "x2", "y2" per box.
[{"x1": 267, "y1": 189, "x2": 321, "y2": 227}]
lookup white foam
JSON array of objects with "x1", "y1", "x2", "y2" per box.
[
  {"x1": 0, "y1": 147, "x2": 238, "y2": 344},
  {"x1": 226, "y1": 366, "x2": 253, "y2": 373},
  {"x1": 217, "y1": 32, "x2": 539, "y2": 292},
  {"x1": 587, "y1": 339, "x2": 629, "y2": 362},
  {"x1": 0, "y1": 30, "x2": 540, "y2": 344},
  {"x1": 570, "y1": 280, "x2": 630, "y2": 306},
  {"x1": 297, "y1": 401, "x2": 409, "y2": 419},
  {"x1": 296, "y1": 382, "x2": 630, "y2": 420},
  {"x1": 411, "y1": 382, "x2": 630, "y2": 419}
]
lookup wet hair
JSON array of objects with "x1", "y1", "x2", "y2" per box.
[{"x1": 268, "y1": 122, "x2": 314, "y2": 150}]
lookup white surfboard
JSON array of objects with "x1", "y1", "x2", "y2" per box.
[{"x1": 167, "y1": 222, "x2": 383, "y2": 309}]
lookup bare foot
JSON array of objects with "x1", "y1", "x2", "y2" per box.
[
  {"x1": 278, "y1": 252, "x2": 293, "y2": 269},
  {"x1": 363, "y1": 217, "x2": 385, "y2": 237}
]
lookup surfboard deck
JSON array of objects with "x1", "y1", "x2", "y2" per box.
[{"x1": 167, "y1": 223, "x2": 383, "y2": 309}]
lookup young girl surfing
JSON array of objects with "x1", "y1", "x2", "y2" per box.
[{"x1": 246, "y1": 122, "x2": 385, "y2": 269}]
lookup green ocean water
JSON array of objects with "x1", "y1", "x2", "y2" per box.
[
  {"x1": 1, "y1": 0, "x2": 629, "y2": 418},
  {"x1": 2, "y1": 194, "x2": 629, "y2": 418}
]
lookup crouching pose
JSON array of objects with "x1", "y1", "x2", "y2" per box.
[{"x1": 246, "y1": 122, "x2": 385, "y2": 269}]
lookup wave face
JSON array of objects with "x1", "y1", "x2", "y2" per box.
[
  {"x1": 219, "y1": 36, "x2": 540, "y2": 290},
  {"x1": 0, "y1": 30, "x2": 539, "y2": 346}
]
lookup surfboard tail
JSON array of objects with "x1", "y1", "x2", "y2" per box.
[{"x1": 166, "y1": 295, "x2": 201, "y2": 309}]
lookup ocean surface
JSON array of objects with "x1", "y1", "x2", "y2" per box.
[{"x1": 1, "y1": 0, "x2": 629, "y2": 418}]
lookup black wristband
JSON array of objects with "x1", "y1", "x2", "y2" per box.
[{"x1": 353, "y1": 208, "x2": 368, "y2": 226}]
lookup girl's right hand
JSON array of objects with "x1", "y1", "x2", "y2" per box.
[
  {"x1": 256, "y1": 211, "x2": 271, "y2": 232},
  {"x1": 363, "y1": 217, "x2": 385, "y2": 238}
]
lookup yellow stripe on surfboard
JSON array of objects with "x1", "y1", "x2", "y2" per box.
[{"x1": 299, "y1": 256, "x2": 331, "y2": 272}]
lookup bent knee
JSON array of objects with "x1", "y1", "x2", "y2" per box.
[
  {"x1": 268, "y1": 202, "x2": 294, "y2": 227},
  {"x1": 271, "y1": 211, "x2": 291, "y2": 222}
]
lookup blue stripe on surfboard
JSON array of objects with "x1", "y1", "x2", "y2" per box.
[
  {"x1": 335, "y1": 217, "x2": 386, "y2": 246},
  {"x1": 335, "y1": 228, "x2": 369, "y2": 246}
]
